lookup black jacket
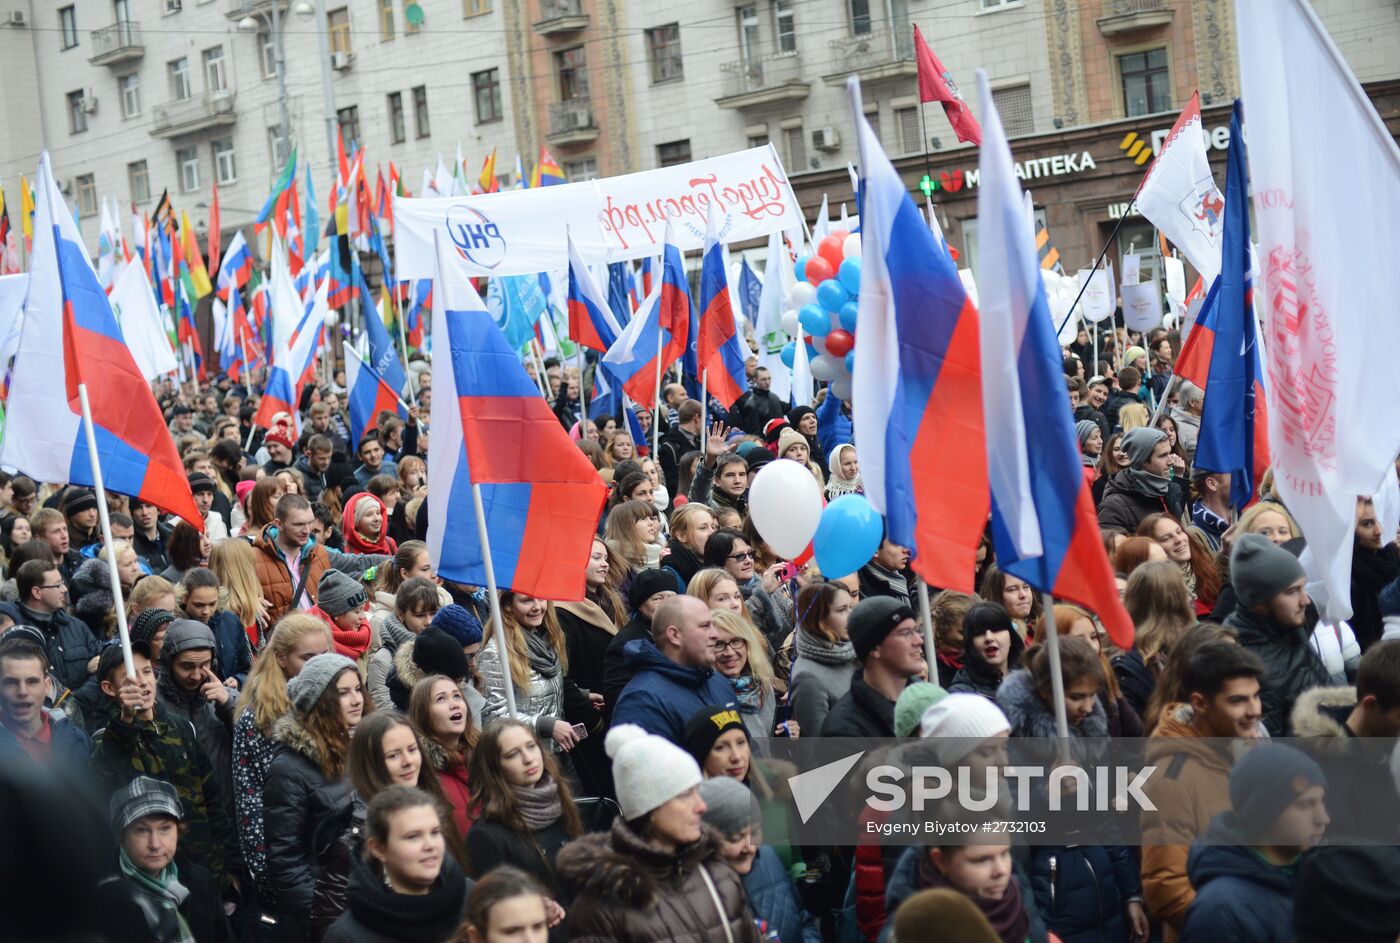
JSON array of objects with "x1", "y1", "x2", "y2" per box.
[
  {"x1": 1096, "y1": 470, "x2": 1187, "y2": 534},
  {"x1": 820, "y1": 673, "x2": 897, "y2": 738},
  {"x1": 1289, "y1": 685, "x2": 1400, "y2": 843},
  {"x1": 657, "y1": 426, "x2": 700, "y2": 499},
  {"x1": 1111, "y1": 648, "x2": 1155, "y2": 720},
  {"x1": 97, "y1": 852, "x2": 235, "y2": 943},
  {"x1": 133, "y1": 523, "x2": 175, "y2": 574},
  {"x1": 1073, "y1": 404, "x2": 1110, "y2": 440},
  {"x1": 730, "y1": 388, "x2": 787, "y2": 436},
  {"x1": 464, "y1": 817, "x2": 575, "y2": 893},
  {"x1": 322, "y1": 853, "x2": 470, "y2": 943},
  {"x1": 22, "y1": 602, "x2": 102, "y2": 699},
  {"x1": 1224, "y1": 608, "x2": 1328, "y2": 736}
]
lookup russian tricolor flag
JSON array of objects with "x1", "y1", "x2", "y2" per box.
[
  {"x1": 972, "y1": 71, "x2": 1132, "y2": 648},
  {"x1": 345, "y1": 345, "x2": 407, "y2": 448},
  {"x1": 0, "y1": 153, "x2": 201, "y2": 528},
  {"x1": 217, "y1": 230, "x2": 253, "y2": 298},
  {"x1": 566, "y1": 231, "x2": 622, "y2": 353},
  {"x1": 697, "y1": 204, "x2": 749, "y2": 408},
  {"x1": 600, "y1": 275, "x2": 672, "y2": 409},
  {"x1": 254, "y1": 277, "x2": 326, "y2": 429},
  {"x1": 849, "y1": 79, "x2": 989, "y2": 594},
  {"x1": 426, "y1": 231, "x2": 606, "y2": 600},
  {"x1": 1172, "y1": 101, "x2": 1268, "y2": 511},
  {"x1": 356, "y1": 267, "x2": 408, "y2": 397}
]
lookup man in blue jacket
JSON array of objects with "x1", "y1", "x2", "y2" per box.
[
  {"x1": 612, "y1": 594, "x2": 738, "y2": 745},
  {"x1": 0, "y1": 634, "x2": 92, "y2": 768}
]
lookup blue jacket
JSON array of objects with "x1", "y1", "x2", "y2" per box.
[
  {"x1": 0, "y1": 708, "x2": 93, "y2": 771},
  {"x1": 611, "y1": 638, "x2": 739, "y2": 744},
  {"x1": 743, "y1": 846, "x2": 822, "y2": 943},
  {"x1": 880, "y1": 846, "x2": 1048, "y2": 943},
  {"x1": 207, "y1": 610, "x2": 253, "y2": 688},
  {"x1": 1181, "y1": 816, "x2": 1295, "y2": 943},
  {"x1": 816, "y1": 392, "x2": 852, "y2": 457},
  {"x1": 1028, "y1": 845, "x2": 1136, "y2": 943}
]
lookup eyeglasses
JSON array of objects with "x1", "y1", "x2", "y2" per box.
[
  {"x1": 713, "y1": 638, "x2": 748, "y2": 654},
  {"x1": 41, "y1": 582, "x2": 67, "y2": 592},
  {"x1": 727, "y1": 551, "x2": 755, "y2": 562},
  {"x1": 891, "y1": 627, "x2": 923, "y2": 641}
]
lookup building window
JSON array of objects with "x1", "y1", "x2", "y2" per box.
[
  {"x1": 327, "y1": 7, "x2": 351, "y2": 55},
  {"x1": 849, "y1": 0, "x2": 871, "y2": 36},
  {"x1": 736, "y1": 6, "x2": 758, "y2": 62},
  {"x1": 555, "y1": 46, "x2": 588, "y2": 101},
  {"x1": 164, "y1": 0, "x2": 182, "y2": 13},
  {"x1": 76, "y1": 174, "x2": 97, "y2": 217},
  {"x1": 169, "y1": 58, "x2": 192, "y2": 101},
  {"x1": 463, "y1": 0, "x2": 490, "y2": 15},
  {"x1": 203, "y1": 46, "x2": 228, "y2": 93},
  {"x1": 747, "y1": 132, "x2": 769, "y2": 148},
  {"x1": 258, "y1": 31, "x2": 277, "y2": 78},
  {"x1": 412, "y1": 85, "x2": 430, "y2": 137},
  {"x1": 657, "y1": 140, "x2": 691, "y2": 167},
  {"x1": 646, "y1": 24, "x2": 683, "y2": 83},
  {"x1": 992, "y1": 83, "x2": 1034, "y2": 137},
  {"x1": 783, "y1": 124, "x2": 806, "y2": 170},
  {"x1": 128, "y1": 160, "x2": 151, "y2": 205},
  {"x1": 472, "y1": 69, "x2": 501, "y2": 123},
  {"x1": 379, "y1": 0, "x2": 395, "y2": 39},
  {"x1": 775, "y1": 1, "x2": 796, "y2": 53},
  {"x1": 563, "y1": 157, "x2": 597, "y2": 181},
  {"x1": 895, "y1": 105, "x2": 920, "y2": 155},
  {"x1": 337, "y1": 105, "x2": 361, "y2": 145},
  {"x1": 67, "y1": 91, "x2": 88, "y2": 134},
  {"x1": 177, "y1": 146, "x2": 200, "y2": 192},
  {"x1": 212, "y1": 138, "x2": 237, "y2": 184},
  {"x1": 863, "y1": 104, "x2": 881, "y2": 145},
  {"x1": 1119, "y1": 47, "x2": 1170, "y2": 117},
  {"x1": 268, "y1": 127, "x2": 292, "y2": 166},
  {"x1": 387, "y1": 91, "x2": 405, "y2": 143},
  {"x1": 980, "y1": 0, "x2": 1017, "y2": 9},
  {"x1": 59, "y1": 6, "x2": 78, "y2": 49},
  {"x1": 120, "y1": 74, "x2": 141, "y2": 117}
]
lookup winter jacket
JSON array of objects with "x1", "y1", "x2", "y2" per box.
[
  {"x1": 253, "y1": 529, "x2": 387, "y2": 623},
  {"x1": 155, "y1": 671, "x2": 238, "y2": 826},
  {"x1": 367, "y1": 613, "x2": 414, "y2": 711},
  {"x1": 1225, "y1": 607, "x2": 1328, "y2": 736},
  {"x1": 232, "y1": 709, "x2": 278, "y2": 906},
  {"x1": 880, "y1": 846, "x2": 1048, "y2": 943},
  {"x1": 603, "y1": 616, "x2": 652, "y2": 716},
  {"x1": 477, "y1": 632, "x2": 569, "y2": 750},
  {"x1": 422, "y1": 738, "x2": 474, "y2": 837},
  {"x1": 207, "y1": 610, "x2": 253, "y2": 688},
  {"x1": 1289, "y1": 685, "x2": 1400, "y2": 842},
  {"x1": 22, "y1": 602, "x2": 102, "y2": 699},
  {"x1": 293, "y1": 455, "x2": 332, "y2": 503},
  {"x1": 464, "y1": 817, "x2": 575, "y2": 892},
  {"x1": 1111, "y1": 649, "x2": 1155, "y2": 721},
  {"x1": 557, "y1": 599, "x2": 619, "y2": 699},
  {"x1": 1096, "y1": 471, "x2": 1187, "y2": 534},
  {"x1": 658, "y1": 426, "x2": 700, "y2": 499},
  {"x1": 353, "y1": 459, "x2": 398, "y2": 489},
  {"x1": 741, "y1": 846, "x2": 822, "y2": 943},
  {"x1": 1180, "y1": 816, "x2": 1295, "y2": 943},
  {"x1": 90, "y1": 705, "x2": 243, "y2": 891},
  {"x1": 740, "y1": 577, "x2": 793, "y2": 652},
  {"x1": 686, "y1": 463, "x2": 748, "y2": 519},
  {"x1": 96, "y1": 851, "x2": 235, "y2": 943},
  {"x1": 1169, "y1": 407, "x2": 1201, "y2": 460},
  {"x1": 133, "y1": 523, "x2": 175, "y2": 574},
  {"x1": 71, "y1": 557, "x2": 117, "y2": 640},
  {"x1": 611, "y1": 638, "x2": 740, "y2": 744},
  {"x1": 263, "y1": 713, "x2": 358, "y2": 939},
  {"x1": 322, "y1": 853, "x2": 470, "y2": 943},
  {"x1": 788, "y1": 631, "x2": 859, "y2": 743},
  {"x1": 820, "y1": 673, "x2": 897, "y2": 738},
  {"x1": 557, "y1": 819, "x2": 759, "y2": 943},
  {"x1": 0, "y1": 707, "x2": 92, "y2": 770},
  {"x1": 1139, "y1": 704, "x2": 1239, "y2": 940},
  {"x1": 730, "y1": 388, "x2": 787, "y2": 437}
]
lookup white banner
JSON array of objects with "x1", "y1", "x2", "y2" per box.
[
  {"x1": 1077, "y1": 267, "x2": 1115, "y2": 322},
  {"x1": 394, "y1": 146, "x2": 803, "y2": 278},
  {"x1": 1120, "y1": 282, "x2": 1163, "y2": 331}
]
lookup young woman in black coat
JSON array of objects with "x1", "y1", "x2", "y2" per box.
[{"x1": 947, "y1": 602, "x2": 1026, "y2": 702}]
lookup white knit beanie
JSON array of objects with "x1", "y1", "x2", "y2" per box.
[
  {"x1": 919, "y1": 694, "x2": 1012, "y2": 766},
  {"x1": 606, "y1": 724, "x2": 702, "y2": 821}
]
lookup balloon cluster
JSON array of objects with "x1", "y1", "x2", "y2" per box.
[
  {"x1": 748, "y1": 461, "x2": 885, "y2": 579},
  {"x1": 779, "y1": 230, "x2": 862, "y2": 401}
]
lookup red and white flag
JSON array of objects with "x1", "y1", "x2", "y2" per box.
[
  {"x1": 1134, "y1": 93, "x2": 1223, "y2": 286},
  {"x1": 914, "y1": 26, "x2": 981, "y2": 146},
  {"x1": 1239, "y1": 0, "x2": 1400, "y2": 622}
]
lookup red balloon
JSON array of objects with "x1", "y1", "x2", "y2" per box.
[
  {"x1": 804, "y1": 255, "x2": 835, "y2": 284},
  {"x1": 829, "y1": 228, "x2": 850, "y2": 244},
  {"x1": 818, "y1": 235, "x2": 845, "y2": 269},
  {"x1": 824, "y1": 329, "x2": 854, "y2": 357},
  {"x1": 671, "y1": 494, "x2": 689, "y2": 507}
]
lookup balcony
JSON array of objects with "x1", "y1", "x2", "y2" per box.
[
  {"x1": 1098, "y1": 0, "x2": 1174, "y2": 35},
  {"x1": 822, "y1": 27, "x2": 916, "y2": 85},
  {"x1": 717, "y1": 52, "x2": 809, "y2": 109},
  {"x1": 151, "y1": 90, "x2": 237, "y2": 139},
  {"x1": 547, "y1": 98, "x2": 597, "y2": 144},
  {"x1": 533, "y1": 0, "x2": 588, "y2": 35},
  {"x1": 89, "y1": 21, "x2": 144, "y2": 65},
  {"x1": 225, "y1": 0, "x2": 290, "y2": 20}
]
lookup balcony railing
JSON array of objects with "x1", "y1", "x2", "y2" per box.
[
  {"x1": 824, "y1": 27, "x2": 915, "y2": 83},
  {"x1": 225, "y1": 0, "x2": 290, "y2": 20},
  {"x1": 89, "y1": 21, "x2": 144, "y2": 65},
  {"x1": 151, "y1": 89, "x2": 237, "y2": 139},
  {"x1": 534, "y1": 0, "x2": 588, "y2": 34},
  {"x1": 717, "y1": 51, "x2": 809, "y2": 108},
  {"x1": 548, "y1": 98, "x2": 596, "y2": 140},
  {"x1": 1098, "y1": 0, "x2": 1173, "y2": 35}
]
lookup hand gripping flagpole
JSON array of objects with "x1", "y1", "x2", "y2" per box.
[
  {"x1": 76, "y1": 384, "x2": 136, "y2": 678},
  {"x1": 471, "y1": 482, "x2": 518, "y2": 718}
]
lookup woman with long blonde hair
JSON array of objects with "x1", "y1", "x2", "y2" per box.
[
  {"x1": 209, "y1": 537, "x2": 268, "y2": 648},
  {"x1": 710, "y1": 608, "x2": 783, "y2": 739},
  {"x1": 1112, "y1": 561, "x2": 1195, "y2": 718},
  {"x1": 603, "y1": 499, "x2": 663, "y2": 573}
]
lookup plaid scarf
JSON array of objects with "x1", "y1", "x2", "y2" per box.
[{"x1": 118, "y1": 849, "x2": 195, "y2": 943}]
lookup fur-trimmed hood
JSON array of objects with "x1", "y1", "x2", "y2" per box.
[
  {"x1": 1290, "y1": 685, "x2": 1356, "y2": 754},
  {"x1": 72, "y1": 557, "x2": 115, "y2": 618},
  {"x1": 392, "y1": 637, "x2": 428, "y2": 691},
  {"x1": 997, "y1": 668, "x2": 1108, "y2": 739},
  {"x1": 556, "y1": 818, "x2": 722, "y2": 909},
  {"x1": 270, "y1": 711, "x2": 335, "y2": 769}
]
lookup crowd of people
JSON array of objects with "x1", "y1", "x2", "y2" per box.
[{"x1": 3, "y1": 327, "x2": 1400, "y2": 943}]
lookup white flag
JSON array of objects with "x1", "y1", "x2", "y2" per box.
[
  {"x1": 110, "y1": 263, "x2": 179, "y2": 380},
  {"x1": 755, "y1": 230, "x2": 793, "y2": 403},
  {"x1": 1134, "y1": 92, "x2": 1223, "y2": 286},
  {"x1": 1240, "y1": 0, "x2": 1400, "y2": 622}
]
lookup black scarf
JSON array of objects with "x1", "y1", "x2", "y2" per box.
[
  {"x1": 664, "y1": 537, "x2": 705, "y2": 587},
  {"x1": 342, "y1": 853, "x2": 467, "y2": 942}
]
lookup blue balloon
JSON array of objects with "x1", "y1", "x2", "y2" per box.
[
  {"x1": 816, "y1": 278, "x2": 849, "y2": 312},
  {"x1": 794, "y1": 255, "x2": 812, "y2": 283},
  {"x1": 798, "y1": 304, "x2": 831, "y2": 337},
  {"x1": 780, "y1": 341, "x2": 797, "y2": 368},
  {"x1": 845, "y1": 351, "x2": 855, "y2": 373},
  {"x1": 839, "y1": 301, "x2": 859, "y2": 332},
  {"x1": 813, "y1": 494, "x2": 884, "y2": 579},
  {"x1": 838, "y1": 257, "x2": 862, "y2": 294}
]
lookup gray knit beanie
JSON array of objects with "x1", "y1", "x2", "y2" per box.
[
  {"x1": 1230, "y1": 532, "x2": 1307, "y2": 609},
  {"x1": 1120, "y1": 426, "x2": 1167, "y2": 468},
  {"x1": 160, "y1": 619, "x2": 217, "y2": 662},
  {"x1": 317, "y1": 570, "x2": 368, "y2": 617},
  {"x1": 698, "y1": 776, "x2": 759, "y2": 838},
  {"x1": 286, "y1": 652, "x2": 357, "y2": 716},
  {"x1": 1075, "y1": 420, "x2": 1099, "y2": 448}
]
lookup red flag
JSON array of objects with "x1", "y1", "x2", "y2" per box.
[
  {"x1": 914, "y1": 25, "x2": 981, "y2": 146},
  {"x1": 207, "y1": 182, "x2": 220, "y2": 289}
]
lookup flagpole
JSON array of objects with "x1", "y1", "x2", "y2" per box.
[
  {"x1": 76, "y1": 383, "x2": 135, "y2": 679},
  {"x1": 1056, "y1": 201, "x2": 1135, "y2": 339},
  {"x1": 652, "y1": 324, "x2": 664, "y2": 455},
  {"x1": 700, "y1": 369, "x2": 709, "y2": 453},
  {"x1": 471, "y1": 482, "x2": 517, "y2": 718},
  {"x1": 392, "y1": 282, "x2": 417, "y2": 407},
  {"x1": 1040, "y1": 591, "x2": 1071, "y2": 754},
  {"x1": 916, "y1": 580, "x2": 935, "y2": 683},
  {"x1": 917, "y1": 101, "x2": 935, "y2": 206},
  {"x1": 576, "y1": 344, "x2": 588, "y2": 423}
]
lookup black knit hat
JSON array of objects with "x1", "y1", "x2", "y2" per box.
[
  {"x1": 848, "y1": 596, "x2": 916, "y2": 661},
  {"x1": 61, "y1": 488, "x2": 98, "y2": 517},
  {"x1": 682, "y1": 705, "x2": 749, "y2": 768},
  {"x1": 129, "y1": 608, "x2": 177, "y2": 647},
  {"x1": 627, "y1": 568, "x2": 678, "y2": 612},
  {"x1": 411, "y1": 627, "x2": 469, "y2": 681},
  {"x1": 187, "y1": 472, "x2": 217, "y2": 495}
]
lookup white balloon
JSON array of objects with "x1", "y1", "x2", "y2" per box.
[
  {"x1": 323, "y1": 308, "x2": 339, "y2": 327},
  {"x1": 748, "y1": 460, "x2": 824, "y2": 559},
  {"x1": 831, "y1": 375, "x2": 853, "y2": 400},
  {"x1": 790, "y1": 282, "x2": 817, "y2": 308},
  {"x1": 780, "y1": 310, "x2": 800, "y2": 336},
  {"x1": 809, "y1": 353, "x2": 840, "y2": 381},
  {"x1": 842, "y1": 233, "x2": 862, "y2": 259}
]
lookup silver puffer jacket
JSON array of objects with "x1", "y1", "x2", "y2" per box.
[{"x1": 477, "y1": 637, "x2": 565, "y2": 750}]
